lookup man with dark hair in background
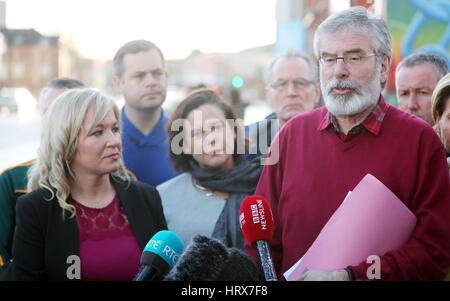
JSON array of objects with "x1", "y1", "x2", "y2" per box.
[
  {"x1": 112, "y1": 40, "x2": 177, "y2": 187},
  {"x1": 396, "y1": 52, "x2": 448, "y2": 125}
]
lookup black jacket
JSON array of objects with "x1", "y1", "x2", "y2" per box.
[
  {"x1": 245, "y1": 112, "x2": 279, "y2": 162},
  {"x1": 4, "y1": 177, "x2": 167, "y2": 281}
]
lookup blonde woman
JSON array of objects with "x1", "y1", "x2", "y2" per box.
[
  {"x1": 431, "y1": 72, "x2": 450, "y2": 171},
  {"x1": 8, "y1": 89, "x2": 167, "y2": 281}
]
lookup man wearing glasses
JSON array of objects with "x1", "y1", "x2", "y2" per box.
[
  {"x1": 266, "y1": 51, "x2": 321, "y2": 128},
  {"x1": 245, "y1": 7, "x2": 450, "y2": 280},
  {"x1": 246, "y1": 51, "x2": 320, "y2": 161}
]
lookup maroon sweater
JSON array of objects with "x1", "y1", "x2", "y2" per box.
[{"x1": 247, "y1": 103, "x2": 450, "y2": 280}]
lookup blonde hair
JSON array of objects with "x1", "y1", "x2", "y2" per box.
[
  {"x1": 431, "y1": 73, "x2": 450, "y2": 142},
  {"x1": 431, "y1": 73, "x2": 450, "y2": 123},
  {"x1": 28, "y1": 88, "x2": 129, "y2": 218}
]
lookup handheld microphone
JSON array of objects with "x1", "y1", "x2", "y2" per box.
[
  {"x1": 134, "y1": 230, "x2": 184, "y2": 281},
  {"x1": 239, "y1": 195, "x2": 277, "y2": 281},
  {"x1": 164, "y1": 235, "x2": 257, "y2": 281}
]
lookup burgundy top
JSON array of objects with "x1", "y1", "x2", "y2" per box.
[
  {"x1": 73, "y1": 194, "x2": 142, "y2": 281},
  {"x1": 247, "y1": 97, "x2": 450, "y2": 280}
]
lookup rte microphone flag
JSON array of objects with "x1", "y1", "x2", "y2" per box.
[
  {"x1": 239, "y1": 195, "x2": 277, "y2": 281},
  {"x1": 134, "y1": 230, "x2": 184, "y2": 281}
]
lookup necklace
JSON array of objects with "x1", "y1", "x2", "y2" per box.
[{"x1": 192, "y1": 178, "x2": 214, "y2": 197}]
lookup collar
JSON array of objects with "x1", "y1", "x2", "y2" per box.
[
  {"x1": 318, "y1": 95, "x2": 389, "y2": 137},
  {"x1": 120, "y1": 108, "x2": 168, "y2": 144}
]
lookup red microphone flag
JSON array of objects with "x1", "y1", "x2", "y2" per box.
[{"x1": 239, "y1": 195, "x2": 274, "y2": 245}]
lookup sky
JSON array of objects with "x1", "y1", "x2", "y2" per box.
[{"x1": 5, "y1": 0, "x2": 277, "y2": 60}]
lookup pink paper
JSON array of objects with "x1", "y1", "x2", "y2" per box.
[{"x1": 285, "y1": 174, "x2": 417, "y2": 281}]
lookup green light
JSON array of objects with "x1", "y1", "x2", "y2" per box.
[{"x1": 231, "y1": 76, "x2": 244, "y2": 89}]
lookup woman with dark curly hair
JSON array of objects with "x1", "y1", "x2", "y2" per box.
[{"x1": 157, "y1": 89, "x2": 262, "y2": 250}]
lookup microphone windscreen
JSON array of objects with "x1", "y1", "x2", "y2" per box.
[
  {"x1": 141, "y1": 230, "x2": 184, "y2": 269},
  {"x1": 164, "y1": 235, "x2": 257, "y2": 281},
  {"x1": 216, "y1": 248, "x2": 257, "y2": 281},
  {"x1": 239, "y1": 195, "x2": 274, "y2": 245}
]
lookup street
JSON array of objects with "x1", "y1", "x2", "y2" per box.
[{"x1": 0, "y1": 113, "x2": 41, "y2": 171}]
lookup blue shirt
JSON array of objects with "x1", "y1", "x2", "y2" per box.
[{"x1": 121, "y1": 109, "x2": 178, "y2": 187}]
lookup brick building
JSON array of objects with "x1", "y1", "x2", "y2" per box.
[{"x1": 0, "y1": 28, "x2": 59, "y2": 97}]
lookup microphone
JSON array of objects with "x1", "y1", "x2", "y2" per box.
[
  {"x1": 239, "y1": 195, "x2": 277, "y2": 281},
  {"x1": 134, "y1": 230, "x2": 184, "y2": 281},
  {"x1": 164, "y1": 235, "x2": 257, "y2": 281}
]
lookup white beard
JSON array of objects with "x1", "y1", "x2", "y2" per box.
[{"x1": 321, "y1": 65, "x2": 382, "y2": 116}]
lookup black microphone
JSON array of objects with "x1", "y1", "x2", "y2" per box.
[
  {"x1": 164, "y1": 235, "x2": 257, "y2": 281},
  {"x1": 134, "y1": 230, "x2": 184, "y2": 281},
  {"x1": 240, "y1": 195, "x2": 277, "y2": 281}
]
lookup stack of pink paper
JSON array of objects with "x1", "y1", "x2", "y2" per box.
[{"x1": 284, "y1": 174, "x2": 417, "y2": 281}]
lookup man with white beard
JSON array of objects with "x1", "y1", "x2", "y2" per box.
[{"x1": 245, "y1": 7, "x2": 450, "y2": 281}]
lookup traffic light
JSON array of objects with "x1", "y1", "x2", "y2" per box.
[{"x1": 231, "y1": 76, "x2": 244, "y2": 89}]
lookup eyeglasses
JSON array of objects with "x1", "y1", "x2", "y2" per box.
[
  {"x1": 269, "y1": 78, "x2": 315, "y2": 91},
  {"x1": 319, "y1": 53, "x2": 377, "y2": 68},
  {"x1": 191, "y1": 122, "x2": 225, "y2": 140}
]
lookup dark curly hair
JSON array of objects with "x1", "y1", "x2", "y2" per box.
[{"x1": 167, "y1": 88, "x2": 247, "y2": 172}]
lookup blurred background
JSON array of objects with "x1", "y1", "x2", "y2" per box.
[{"x1": 0, "y1": 0, "x2": 449, "y2": 170}]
